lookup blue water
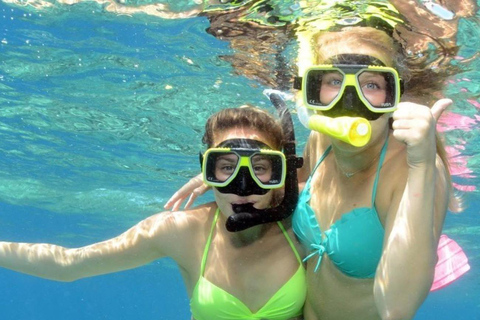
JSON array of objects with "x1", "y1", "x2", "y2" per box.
[{"x1": 0, "y1": 1, "x2": 479, "y2": 319}]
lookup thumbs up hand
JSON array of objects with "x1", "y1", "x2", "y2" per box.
[{"x1": 392, "y1": 99, "x2": 451, "y2": 168}]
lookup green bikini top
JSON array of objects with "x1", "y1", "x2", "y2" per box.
[
  {"x1": 190, "y1": 208, "x2": 306, "y2": 320},
  {"x1": 293, "y1": 139, "x2": 388, "y2": 278}
]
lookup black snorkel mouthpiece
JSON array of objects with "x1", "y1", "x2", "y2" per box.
[{"x1": 226, "y1": 92, "x2": 303, "y2": 232}]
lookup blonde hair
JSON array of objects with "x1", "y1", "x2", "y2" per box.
[
  {"x1": 202, "y1": 105, "x2": 284, "y2": 150},
  {"x1": 297, "y1": 27, "x2": 408, "y2": 78}
]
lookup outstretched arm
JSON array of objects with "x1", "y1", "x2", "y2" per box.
[
  {"x1": 374, "y1": 99, "x2": 451, "y2": 319},
  {"x1": 0, "y1": 210, "x2": 193, "y2": 282}
]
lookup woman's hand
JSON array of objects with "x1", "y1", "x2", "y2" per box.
[
  {"x1": 164, "y1": 173, "x2": 210, "y2": 211},
  {"x1": 392, "y1": 98, "x2": 451, "y2": 167}
]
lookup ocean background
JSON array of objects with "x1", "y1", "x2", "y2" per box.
[{"x1": 0, "y1": 1, "x2": 479, "y2": 319}]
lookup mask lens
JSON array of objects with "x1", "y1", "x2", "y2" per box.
[
  {"x1": 356, "y1": 70, "x2": 397, "y2": 110},
  {"x1": 205, "y1": 151, "x2": 240, "y2": 186},
  {"x1": 250, "y1": 153, "x2": 284, "y2": 187},
  {"x1": 305, "y1": 69, "x2": 345, "y2": 109},
  {"x1": 304, "y1": 66, "x2": 399, "y2": 113}
]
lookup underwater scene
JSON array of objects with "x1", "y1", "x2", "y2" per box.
[{"x1": 0, "y1": 0, "x2": 479, "y2": 319}]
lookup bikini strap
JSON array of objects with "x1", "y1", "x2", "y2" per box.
[
  {"x1": 277, "y1": 221, "x2": 303, "y2": 264},
  {"x1": 307, "y1": 146, "x2": 332, "y2": 185},
  {"x1": 371, "y1": 137, "x2": 390, "y2": 205},
  {"x1": 200, "y1": 208, "x2": 220, "y2": 276}
]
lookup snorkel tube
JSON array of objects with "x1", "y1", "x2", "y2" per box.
[
  {"x1": 297, "y1": 104, "x2": 372, "y2": 147},
  {"x1": 226, "y1": 92, "x2": 304, "y2": 232}
]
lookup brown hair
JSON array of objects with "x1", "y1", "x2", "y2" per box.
[{"x1": 202, "y1": 105, "x2": 284, "y2": 150}]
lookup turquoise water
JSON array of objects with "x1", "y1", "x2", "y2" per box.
[{"x1": 0, "y1": 1, "x2": 479, "y2": 319}]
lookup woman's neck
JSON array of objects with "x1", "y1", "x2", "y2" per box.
[
  {"x1": 332, "y1": 130, "x2": 389, "y2": 179},
  {"x1": 218, "y1": 212, "x2": 274, "y2": 247}
]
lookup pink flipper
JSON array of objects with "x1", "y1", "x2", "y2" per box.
[{"x1": 430, "y1": 234, "x2": 470, "y2": 291}]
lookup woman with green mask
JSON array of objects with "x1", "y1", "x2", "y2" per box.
[{"x1": 0, "y1": 106, "x2": 307, "y2": 320}]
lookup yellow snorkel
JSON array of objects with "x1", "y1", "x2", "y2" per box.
[{"x1": 297, "y1": 105, "x2": 372, "y2": 147}]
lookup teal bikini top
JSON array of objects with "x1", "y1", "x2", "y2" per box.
[{"x1": 292, "y1": 140, "x2": 388, "y2": 278}]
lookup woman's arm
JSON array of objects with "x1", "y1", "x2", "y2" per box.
[
  {"x1": 374, "y1": 99, "x2": 451, "y2": 320},
  {"x1": 0, "y1": 210, "x2": 195, "y2": 282}
]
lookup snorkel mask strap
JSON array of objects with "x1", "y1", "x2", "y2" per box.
[{"x1": 226, "y1": 91, "x2": 303, "y2": 232}]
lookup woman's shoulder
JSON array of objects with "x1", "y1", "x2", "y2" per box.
[
  {"x1": 145, "y1": 203, "x2": 218, "y2": 274},
  {"x1": 141, "y1": 203, "x2": 218, "y2": 255},
  {"x1": 184, "y1": 203, "x2": 219, "y2": 228},
  {"x1": 142, "y1": 202, "x2": 218, "y2": 236}
]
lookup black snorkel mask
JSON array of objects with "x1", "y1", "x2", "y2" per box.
[
  {"x1": 199, "y1": 92, "x2": 303, "y2": 232},
  {"x1": 202, "y1": 138, "x2": 286, "y2": 197}
]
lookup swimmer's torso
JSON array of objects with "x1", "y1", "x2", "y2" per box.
[
  {"x1": 298, "y1": 132, "x2": 406, "y2": 320},
  {"x1": 175, "y1": 204, "x2": 306, "y2": 320}
]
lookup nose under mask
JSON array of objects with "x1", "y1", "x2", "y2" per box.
[
  {"x1": 322, "y1": 87, "x2": 383, "y2": 121},
  {"x1": 215, "y1": 167, "x2": 269, "y2": 196}
]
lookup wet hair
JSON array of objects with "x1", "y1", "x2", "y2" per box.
[
  {"x1": 311, "y1": 27, "x2": 410, "y2": 80},
  {"x1": 202, "y1": 105, "x2": 284, "y2": 150}
]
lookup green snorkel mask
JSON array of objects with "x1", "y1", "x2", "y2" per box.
[
  {"x1": 294, "y1": 54, "x2": 404, "y2": 147},
  {"x1": 294, "y1": 54, "x2": 404, "y2": 120},
  {"x1": 201, "y1": 139, "x2": 287, "y2": 196}
]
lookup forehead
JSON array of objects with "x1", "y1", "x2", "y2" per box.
[{"x1": 213, "y1": 127, "x2": 275, "y2": 148}]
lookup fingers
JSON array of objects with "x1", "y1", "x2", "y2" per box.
[
  {"x1": 430, "y1": 99, "x2": 452, "y2": 122},
  {"x1": 391, "y1": 118, "x2": 418, "y2": 130},
  {"x1": 184, "y1": 194, "x2": 196, "y2": 210},
  {"x1": 171, "y1": 198, "x2": 183, "y2": 212},
  {"x1": 184, "y1": 188, "x2": 201, "y2": 210},
  {"x1": 392, "y1": 102, "x2": 425, "y2": 120},
  {"x1": 391, "y1": 103, "x2": 427, "y2": 144},
  {"x1": 164, "y1": 192, "x2": 181, "y2": 210},
  {"x1": 164, "y1": 174, "x2": 208, "y2": 211},
  {"x1": 185, "y1": 189, "x2": 202, "y2": 209},
  {"x1": 391, "y1": 99, "x2": 452, "y2": 144},
  {"x1": 391, "y1": 126, "x2": 417, "y2": 145},
  {"x1": 187, "y1": 185, "x2": 210, "y2": 208},
  {"x1": 391, "y1": 99, "x2": 450, "y2": 166},
  {"x1": 393, "y1": 99, "x2": 451, "y2": 122}
]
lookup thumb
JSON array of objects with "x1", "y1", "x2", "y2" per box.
[{"x1": 431, "y1": 98, "x2": 452, "y2": 122}]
